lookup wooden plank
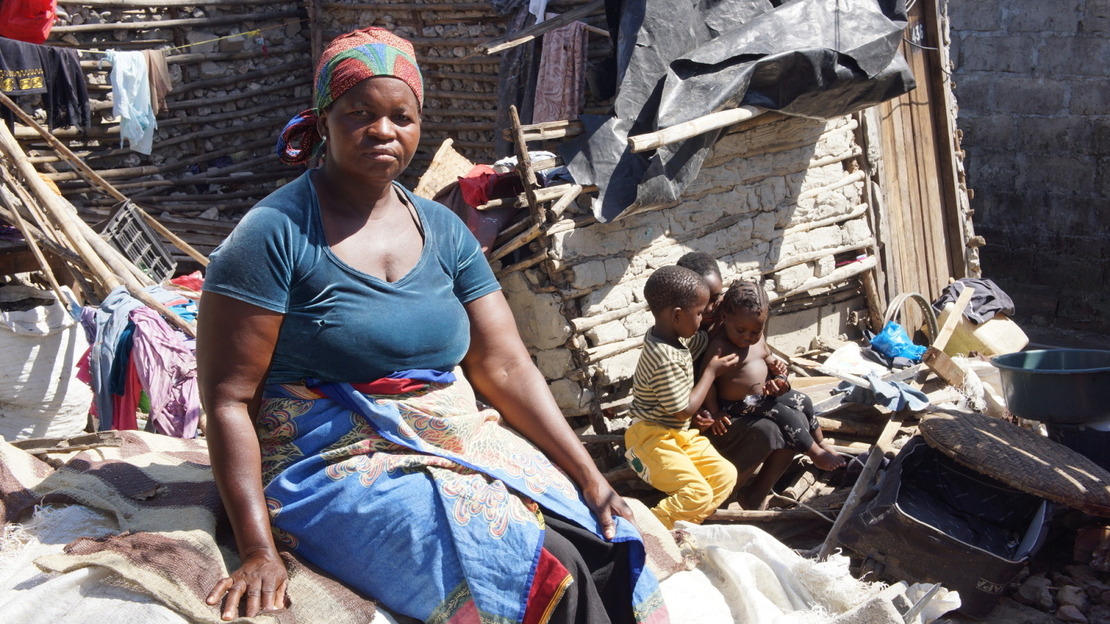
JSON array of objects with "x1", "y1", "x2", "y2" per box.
[
  {"x1": 921, "y1": 0, "x2": 972, "y2": 278},
  {"x1": 922, "y1": 347, "x2": 967, "y2": 388},
  {"x1": 906, "y1": 6, "x2": 951, "y2": 298}
]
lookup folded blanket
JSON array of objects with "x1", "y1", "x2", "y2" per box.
[{"x1": 1, "y1": 431, "x2": 378, "y2": 624}]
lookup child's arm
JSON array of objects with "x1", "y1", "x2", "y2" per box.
[
  {"x1": 760, "y1": 337, "x2": 791, "y2": 396},
  {"x1": 679, "y1": 348, "x2": 739, "y2": 421}
]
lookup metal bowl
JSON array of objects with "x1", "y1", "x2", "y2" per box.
[{"x1": 991, "y1": 349, "x2": 1110, "y2": 424}]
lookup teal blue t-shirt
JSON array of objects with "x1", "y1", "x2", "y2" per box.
[{"x1": 203, "y1": 171, "x2": 501, "y2": 384}]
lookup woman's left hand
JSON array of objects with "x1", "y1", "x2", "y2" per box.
[{"x1": 580, "y1": 477, "x2": 635, "y2": 541}]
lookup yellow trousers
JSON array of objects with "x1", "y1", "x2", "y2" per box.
[{"x1": 624, "y1": 421, "x2": 737, "y2": 529}]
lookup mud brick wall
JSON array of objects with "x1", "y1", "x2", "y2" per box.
[{"x1": 948, "y1": 0, "x2": 1109, "y2": 337}]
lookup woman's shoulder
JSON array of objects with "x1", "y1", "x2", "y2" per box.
[{"x1": 243, "y1": 172, "x2": 315, "y2": 223}]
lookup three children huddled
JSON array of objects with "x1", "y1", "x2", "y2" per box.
[{"x1": 624, "y1": 253, "x2": 846, "y2": 529}]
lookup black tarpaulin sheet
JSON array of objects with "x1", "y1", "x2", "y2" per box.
[{"x1": 562, "y1": 0, "x2": 915, "y2": 222}]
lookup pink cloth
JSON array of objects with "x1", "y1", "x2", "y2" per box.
[
  {"x1": 111, "y1": 356, "x2": 142, "y2": 431},
  {"x1": 532, "y1": 19, "x2": 588, "y2": 124},
  {"x1": 128, "y1": 307, "x2": 201, "y2": 438}
]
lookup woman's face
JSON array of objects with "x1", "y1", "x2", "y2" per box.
[{"x1": 318, "y1": 76, "x2": 421, "y2": 185}]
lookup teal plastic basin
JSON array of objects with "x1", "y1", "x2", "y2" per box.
[{"x1": 991, "y1": 349, "x2": 1110, "y2": 424}]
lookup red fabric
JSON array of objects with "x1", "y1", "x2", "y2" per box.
[
  {"x1": 0, "y1": 0, "x2": 57, "y2": 44},
  {"x1": 522, "y1": 547, "x2": 572, "y2": 624},
  {"x1": 457, "y1": 164, "x2": 499, "y2": 208},
  {"x1": 349, "y1": 377, "x2": 429, "y2": 395},
  {"x1": 111, "y1": 356, "x2": 142, "y2": 431},
  {"x1": 169, "y1": 270, "x2": 204, "y2": 292}
]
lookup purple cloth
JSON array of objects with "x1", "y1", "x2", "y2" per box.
[{"x1": 128, "y1": 306, "x2": 201, "y2": 438}]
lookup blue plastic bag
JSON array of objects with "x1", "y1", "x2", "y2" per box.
[{"x1": 870, "y1": 321, "x2": 927, "y2": 362}]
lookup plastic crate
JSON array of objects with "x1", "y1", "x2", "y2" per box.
[{"x1": 100, "y1": 201, "x2": 177, "y2": 283}]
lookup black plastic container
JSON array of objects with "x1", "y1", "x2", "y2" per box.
[{"x1": 838, "y1": 436, "x2": 1051, "y2": 619}]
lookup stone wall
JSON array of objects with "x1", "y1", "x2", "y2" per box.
[
  {"x1": 501, "y1": 115, "x2": 874, "y2": 419},
  {"x1": 948, "y1": 0, "x2": 1109, "y2": 338}
]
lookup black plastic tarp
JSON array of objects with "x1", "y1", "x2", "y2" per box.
[{"x1": 562, "y1": 0, "x2": 915, "y2": 222}]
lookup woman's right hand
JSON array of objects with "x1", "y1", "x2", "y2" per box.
[{"x1": 206, "y1": 549, "x2": 289, "y2": 620}]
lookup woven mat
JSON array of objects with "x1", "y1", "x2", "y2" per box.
[
  {"x1": 412, "y1": 138, "x2": 474, "y2": 200},
  {"x1": 920, "y1": 408, "x2": 1110, "y2": 517}
]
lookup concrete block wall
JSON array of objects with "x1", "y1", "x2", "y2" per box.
[
  {"x1": 948, "y1": 0, "x2": 1109, "y2": 337},
  {"x1": 503, "y1": 115, "x2": 873, "y2": 417}
]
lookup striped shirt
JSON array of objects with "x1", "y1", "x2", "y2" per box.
[{"x1": 628, "y1": 330, "x2": 709, "y2": 429}]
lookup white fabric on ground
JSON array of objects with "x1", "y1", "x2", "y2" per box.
[{"x1": 1, "y1": 504, "x2": 957, "y2": 623}]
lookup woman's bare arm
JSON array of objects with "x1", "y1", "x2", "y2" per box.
[
  {"x1": 461, "y1": 291, "x2": 630, "y2": 539},
  {"x1": 196, "y1": 292, "x2": 287, "y2": 620}
]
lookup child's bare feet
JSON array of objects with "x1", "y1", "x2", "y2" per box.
[{"x1": 807, "y1": 442, "x2": 846, "y2": 471}]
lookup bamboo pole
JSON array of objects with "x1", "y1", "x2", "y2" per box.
[
  {"x1": 475, "y1": 0, "x2": 604, "y2": 55},
  {"x1": 487, "y1": 191, "x2": 583, "y2": 263},
  {"x1": 51, "y1": 9, "x2": 300, "y2": 33},
  {"x1": 628, "y1": 106, "x2": 765, "y2": 153},
  {"x1": 2, "y1": 89, "x2": 211, "y2": 267},
  {"x1": 321, "y1": 2, "x2": 491, "y2": 9},
  {"x1": 0, "y1": 124, "x2": 197, "y2": 336},
  {"x1": 784, "y1": 203, "x2": 869, "y2": 235},
  {"x1": 1, "y1": 125, "x2": 122, "y2": 296},
  {"x1": 0, "y1": 168, "x2": 71, "y2": 306},
  {"x1": 168, "y1": 75, "x2": 306, "y2": 109},
  {"x1": 60, "y1": 0, "x2": 284, "y2": 6},
  {"x1": 774, "y1": 255, "x2": 877, "y2": 300},
  {"x1": 79, "y1": 42, "x2": 310, "y2": 70},
  {"x1": 45, "y1": 136, "x2": 275, "y2": 182},
  {"x1": 707, "y1": 507, "x2": 838, "y2": 523},
  {"x1": 762, "y1": 240, "x2": 874, "y2": 276},
  {"x1": 173, "y1": 61, "x2": 310, "y2": 97}
]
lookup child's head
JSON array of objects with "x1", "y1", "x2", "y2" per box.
[
  {"x1": 644, "y1": 265, "x2": 709, "y2": 339},
  {"x1": 719, "y1": 280, "x2": 770, "y2": 348},
  {"x1": 676, "y1": 252, "x2": 723, "y2": 321}
]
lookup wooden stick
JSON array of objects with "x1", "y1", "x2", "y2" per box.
[
  {"x1": 475, "y1": 0, "x2": 604, "y2": 55},
  {"x1": 1, "y1": 91, "x2": 210, "y2": 265},
  {"x1": 628, "y1": 106, "x2": 765, "y2": 153},
  {"x1": 487, "y1": 185, "x2": 582, "y2": 262},
  {"x1": 51, "y1": 9, "x2": 300, "y2": 32},
  {"x1": 0, "y1": 124, "x2": 197, "y2": 336},
  {"x1": 0, "y1": 169, "x2": 70, "y2": 306},
  {"x1": 861, "y1": 269, "x2": 885, "y2": 333},
  {"x1": 322, "y1": 2, "x2": 491, "y2": 9},
  {"x1": 509, "y1": 105, "x2": 545, "y2": 225},
  {"x1": 60, "y1": 0, "x2": 281, "y2": 6},
  {"x1": 79, "y1": 42, "x2": 310, "y2": 70},
  {"x1": 931, "y1": 284, "x2": 975, "y2": 351},
  {"x1": 817, "y1": 409, "x2": 906, "y2": 560},
  {"x1": 708, "y1": 507, "x2": 839, "y2": 523},
  {"x1": 173, "y1": 61, "x2": 310, "y2": 97},
  {"x1": 1, "y1": 126, "x2": 122, "y2": 296}
]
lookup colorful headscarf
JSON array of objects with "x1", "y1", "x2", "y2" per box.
[{"x1": 276, "y1": 27, "x2": 424, "y2": 165}]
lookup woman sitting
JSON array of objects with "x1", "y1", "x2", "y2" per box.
[{"x1": 196, "y1": 27, "x2": 667, "y2": 624}]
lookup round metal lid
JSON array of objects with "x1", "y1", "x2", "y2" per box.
[{"x1": 919, "y1": 408, "x2": 1110, "y2": 517}]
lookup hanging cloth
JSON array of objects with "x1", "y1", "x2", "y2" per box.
[
  {"x1": 106, "y1": 50, "x2": 157, "y2": 154},
  {"x1": 532, "y1": 19, "x2": 588, "y2": 124},
  {"x1": 40, "y1": 44, "x2": 89, "y2": 128},
  {"x1": 142, "y1": 49, "x2": 172, "y2": 115},
  {"x1": 0, "y1": 36, "x2": 47, "y2": 95}
]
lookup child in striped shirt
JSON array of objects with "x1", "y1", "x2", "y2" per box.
[{"x1": 623, "y1": 265, "x2": 741, "y2": 529}]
